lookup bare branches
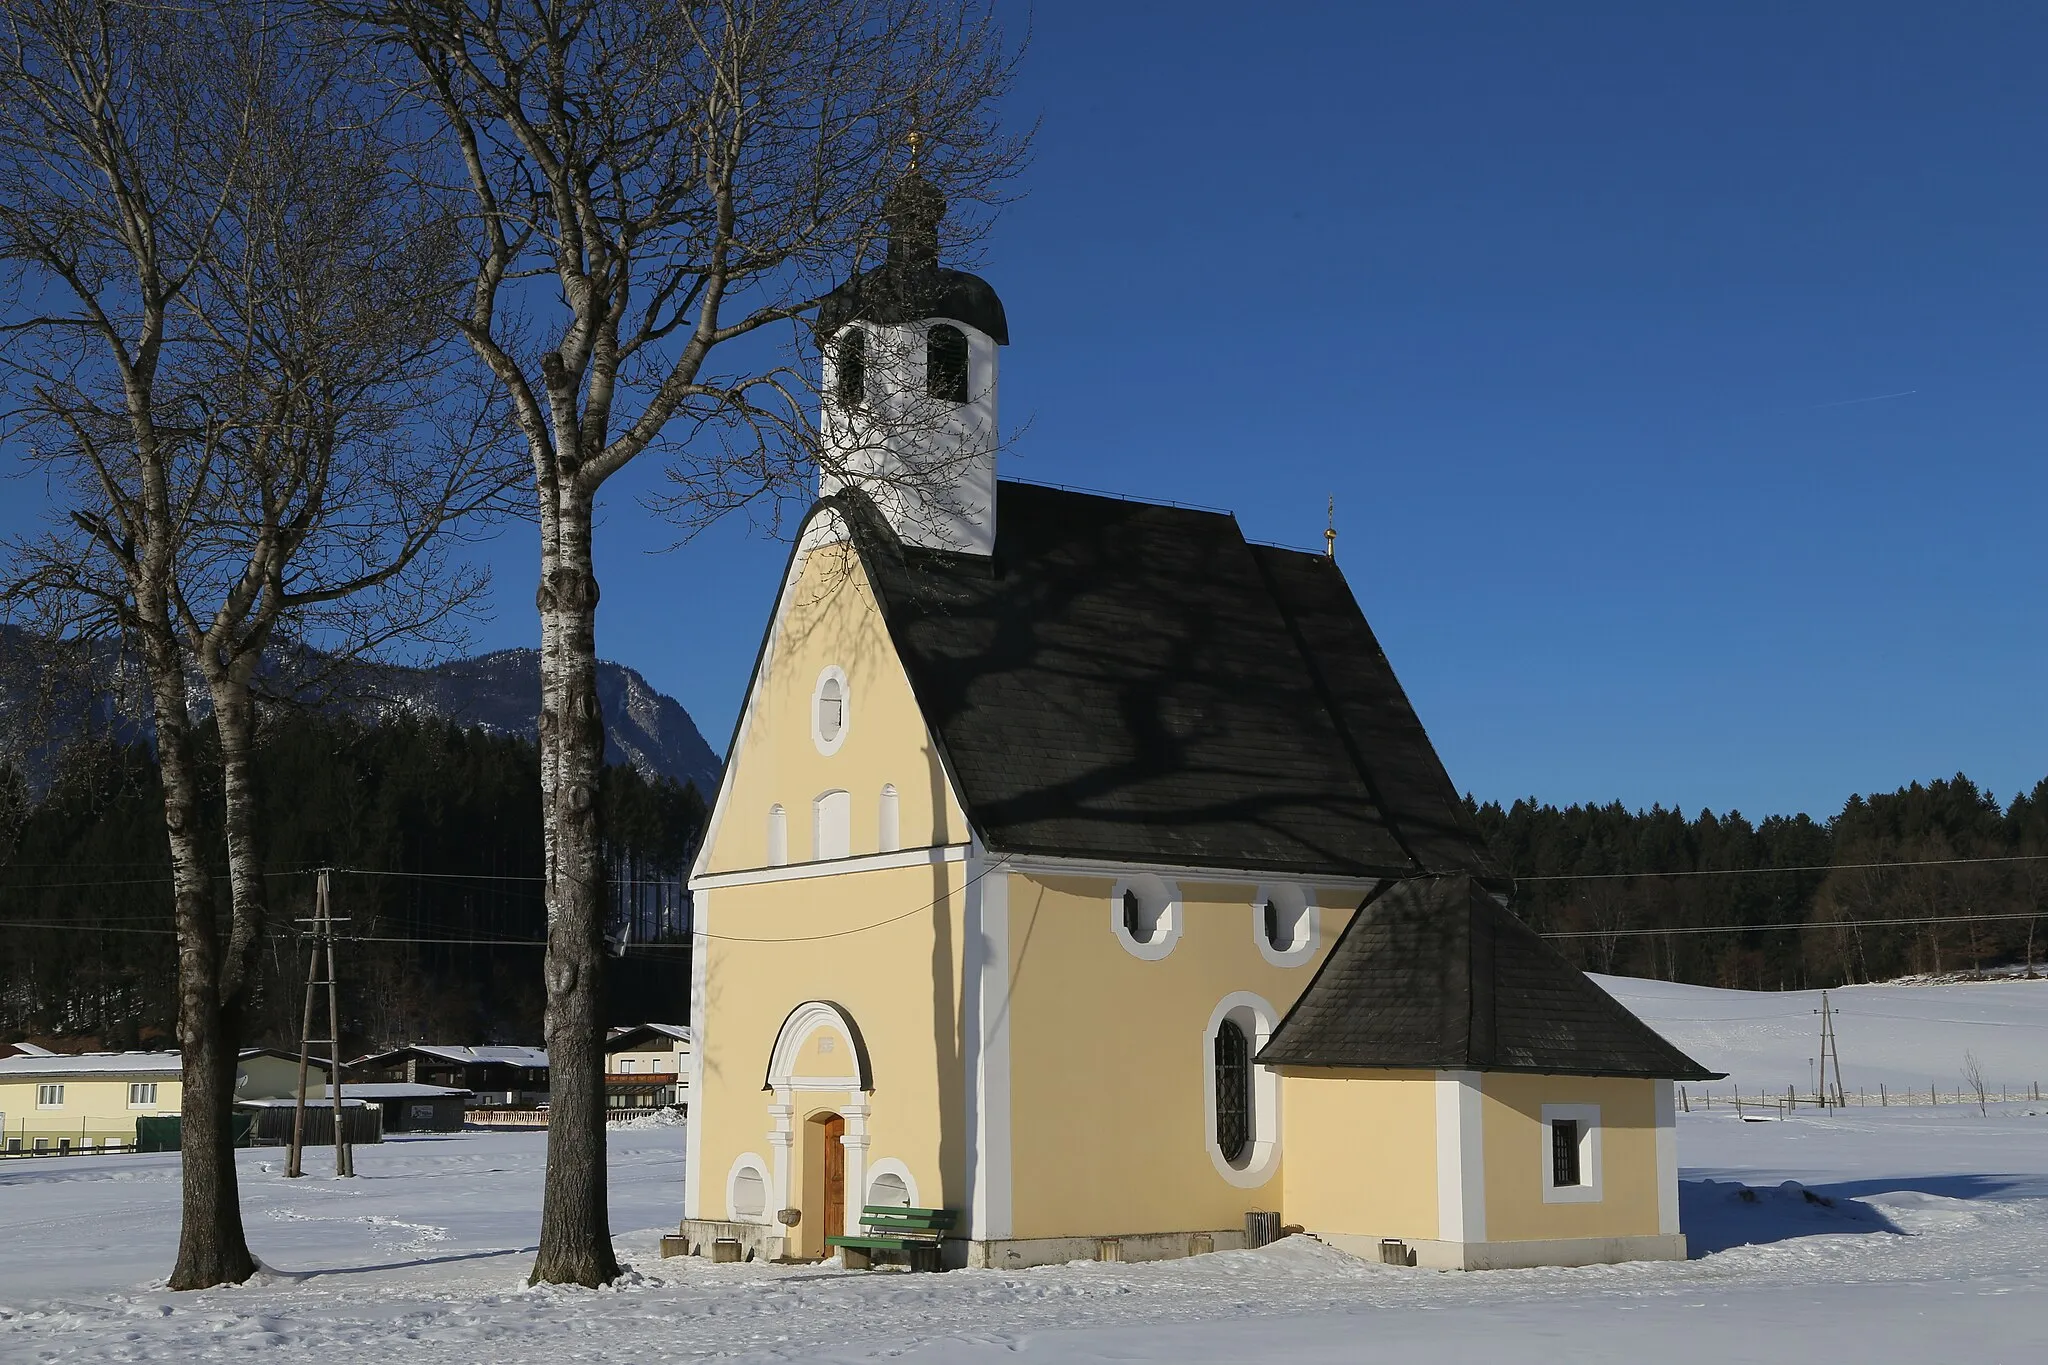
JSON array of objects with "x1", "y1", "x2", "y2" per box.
[
  {"x1": 323, "y1": 0, "x2": 1024, "y2": 1289},
  {"x1": 0, "y1": 0, "x2": 519, "y2": 1290}
]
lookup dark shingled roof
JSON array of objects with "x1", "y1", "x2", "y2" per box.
[
  {"x1": 1257, "y1": 874, "x2": 1720, "y2": 1079},
  {"x1": 830, "y1": 481, "x2": 1498, "y2": 881}
]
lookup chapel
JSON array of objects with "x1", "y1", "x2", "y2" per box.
[{"x1": 673, "y1": 172, "x2": 1717, "y2": 1271}]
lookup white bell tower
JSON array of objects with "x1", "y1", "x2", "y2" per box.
[{"x1": 816, "y1": 169, "x2": 1008, "y2": 555}]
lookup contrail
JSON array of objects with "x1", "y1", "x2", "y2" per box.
[{"x1": 1814, "y1": 389, "x2": 1917, "y2": 409}]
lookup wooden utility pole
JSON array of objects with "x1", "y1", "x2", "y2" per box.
[
  {"x1": 1814, "y1": 990, "x2": 1846, "y2": 1108},
  {"x1": 287, "y1": 870, "x2": 353, "y2": 1178}
]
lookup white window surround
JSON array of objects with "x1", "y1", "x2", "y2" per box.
[
  {"x1": 1540, "y1": 1102, "x2": 1603, "y2": 1204},
  {"x1": 864, "y1": 1156, "x2": 919, "y2": 1210},
  {"x1": 127, "y1": 1082, "x2": 158, "y2": 1108},
  {"x1": 812, "y1": 666, "x2": 851, "y2": 756},
  {"x1": 1202, "y1": 992, "x2": 1282, "y2": 1187},
  {"x1": 1109, "y1": 874, "x2": 1183, "y2": 960},
  {"x1": 726, "y1": 1153, "x2": 772, "y2": 1223},
  {"x1": 36, "y1": 1084, "x2": 63, "y2": 1109},
  {"x1": 1252, "y1": 883, "x2": 1319, "y2": 966},
  {"x1": 813, "y1": 789, "x2": 851, "y2": 861}
]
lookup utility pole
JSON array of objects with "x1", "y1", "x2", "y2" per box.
[
  {"x1": 1814, "y1": 989, "x2": 1846, "y2": 1108},
  {"x1": 288, "y1": 869, "x2": 354, "y2": 1178}
]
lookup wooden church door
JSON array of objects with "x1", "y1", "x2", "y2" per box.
[{"x1": 822, "y1": 1114, "x2": 847, "y2": 1242}]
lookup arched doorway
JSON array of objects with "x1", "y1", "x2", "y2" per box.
[
  {"x1": 763, "y1": 1001, "x2": 874, "y2": 1257},
  {"x1": 803, "y1": 1111, "x2": 847, "y2": 1259}
]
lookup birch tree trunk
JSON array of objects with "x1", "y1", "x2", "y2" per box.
[
  {"x1": 534, "y1": 494, "x2": 617, "y2": 1283},
  {"x1": 347, "y1": 0, "x2": 1022, "y2": 1286},
  {"x1": 138, "y1": 609, "x2": 261, "y2": 1288}
]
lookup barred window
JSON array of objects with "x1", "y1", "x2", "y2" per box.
[
  {"x1": 927, "y1": 324, "x2": 969, "y2": 403},
  {"x1": 1551, "y1": 1118, "x2": 1581, "y2": 1187},
  {"x1": 1214, "y1": 1019, "x2": 1251, "y2": 1164}
]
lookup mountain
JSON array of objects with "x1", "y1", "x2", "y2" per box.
[
  {"x1": 366, "y1": 649, "x2": 723, "y2": 796},
  {"x1": 0, "y1": 627, "x2": 723, "y2": 797}
]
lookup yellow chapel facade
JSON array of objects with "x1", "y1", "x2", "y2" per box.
[{"x1": 674, "y1": 175, "x2": 1715, "y2": 1271}]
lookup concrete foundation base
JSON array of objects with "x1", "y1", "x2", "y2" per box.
[
  {"x1": 959, "y1": 1229, "x2": 1248, "y2": 1270},
  {"x1": 1320, "y1": 1231, "x2": 1688, "y2": 1271},
  {"x1": 668, "y1": 1219, "x2": 789, "y2": 1262}
]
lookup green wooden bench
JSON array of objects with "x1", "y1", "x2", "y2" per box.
[{"x1": 826, "y1": 1205, "x2": 957, "y2": 1271}]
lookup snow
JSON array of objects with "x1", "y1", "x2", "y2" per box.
[
  {"x1": 0, "y1": 1050, "x2": 182, "y2": 1078},
  {"x1": 4, "y1": 976, "x2": 2047, "y2": 1362},
  {"x1": 356, "y1": 1045, "x2": 549, "y2": 1068},
  {"x1": 1596, "y1": 971, "x2": 2048, "y2": 1096}
]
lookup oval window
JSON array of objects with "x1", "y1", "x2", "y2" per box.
[
  {"x1": 1214, "y1": 1019, "x2": 1251, "y2": 1164},
  {"x1": 732, "y1": 1166, "x2": 767, "y2": 1219},
  {"x1": 818, "y1": 676, "x2": 844, "y2": 744}
]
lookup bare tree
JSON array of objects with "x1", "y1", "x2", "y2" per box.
[
  {"x1": 1963, "y1": 1051, "x2": 1989, "y2": 1117},
  {"x1": 333, "y1": 0, "x2": 1023, "y2": 1284},
  {"x1": 0, "y1": 1, "x2": 512, "y2": 1287}
]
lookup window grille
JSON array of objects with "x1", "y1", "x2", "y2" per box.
[
  {"x1": 1551, "y1": 1118, "x2": 1581, "y2": 1187},
  {"x1": 1214, "y1": 1019, "x2": 1251, "y2": 1163},
  {"x1": 927, "y1": 325, "x2": 969, "y2": 403},
  {"x1": 836, "y1": 329, "x2": 867, "y2": 407}
]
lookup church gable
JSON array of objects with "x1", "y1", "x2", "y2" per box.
[{"x1": 697, "y1": 513, "x2": 967, "y2": 877}]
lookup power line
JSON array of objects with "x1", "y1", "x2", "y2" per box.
[
  {"x1": 1542, "y1": 910, "x2": 2044, "y2": 939},
  {"x1": 1519, "y1": 853, "x2": 2048, "y2": 882}
]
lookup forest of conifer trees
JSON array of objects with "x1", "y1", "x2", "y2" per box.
[
  {"x1": 0, "y1": 713, "x2": 704, "y2": 1050},
  {"x1": 3, "y1": 710, "x2": 2042, "y2": 1051},
  {"x1": 1478, "y1": 773, "x2": 2048, "y2": 989}
]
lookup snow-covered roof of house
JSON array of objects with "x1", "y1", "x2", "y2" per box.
[
  {"x1": 605, "y1": 1023, "x2": 692, "y2": 1050},
  {"x1": 236, "y1": 1097, "x2": 372, "y2": 1109},
  {"x1": 322, "y1": 1083, "x2": 470, "y2": 1101},
  {"x1": 0, "y1": 1050, "x2": 182, "y2": 1079},
  {"x1": 353, "y1": 1044, "x2": 547, "y2": 1069},
  {"x1": 0, "y1": 1042, "x2": 56, "y2": 1057}
]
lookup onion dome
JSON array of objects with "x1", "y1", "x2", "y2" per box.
[{"x1": 816, "y1": 171, "x2": 1008, "y2": 344}]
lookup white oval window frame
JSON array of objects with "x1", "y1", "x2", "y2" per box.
[
  {"x1": 725, "y1": 1152, "x2": 773, "y2": 1224},
  {"x1": 1202, "y1": 992, "x2": 1281, "y2": 1187},
  {"x1": 812, "y1": 666, "x2": 851, "y2": 756},
  {"x1": 1252, "y1": 883, "x2": 1319, "y2": 967},
  {"x1": 1110, "y1": 874, "x2": 1183, "y2": 961},
  {"x1": 863, "y1": 1156, "x2": 920, "y2": 1209}
]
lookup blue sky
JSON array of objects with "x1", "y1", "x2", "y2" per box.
[{"x1": 16, "y1": 3, "x2": 2048, "y2": 820}]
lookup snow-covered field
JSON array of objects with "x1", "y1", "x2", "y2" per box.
[
  {"x1": 1595, "y1": 971, "x2": 2048, "y2": 1097},
  {"x1": 3, "y1": 977, "x2": 2046, "y2": 1363}
]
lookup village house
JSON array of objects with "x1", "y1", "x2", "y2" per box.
[
  {"x1": 605, "y1": 1023, "x2": 691, "y2": 1114},
  {"x1": 0, "y1": 1047, "x2": 337, "y2": 1153},
  {"x1": 673, "y1": 172, "x2": 1717, "y2": 1271},
  {"x1": 352, "y1": 1044, "x2": 548, "y2": 1109}
]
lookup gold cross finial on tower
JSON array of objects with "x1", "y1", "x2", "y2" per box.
[
  {"x1": 1325, "y1": 495, "x2": 1337, "y2": 560},
  {"x1": 906, "y1": 128, "x2": 923, "y2": 172}
]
